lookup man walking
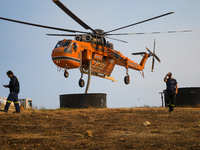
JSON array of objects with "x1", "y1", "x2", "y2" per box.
[
  {"x1": 3, "y1": 70, "x2": 20, "y2": 113},
  {"x1": 164, "y1": 72, "x2": 178, "y2": 113}
]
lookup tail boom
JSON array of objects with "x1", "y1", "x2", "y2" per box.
[
  {"x1": 115, "y1": 52, "x2": 149, "y2": 71},
  {"x1": 127, "y1": 53, "x2": 148, "y2": 71}
]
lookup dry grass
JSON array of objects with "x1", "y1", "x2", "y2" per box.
[{"x1": 0, "y1": 107, "x2": 199, "y2": 150}]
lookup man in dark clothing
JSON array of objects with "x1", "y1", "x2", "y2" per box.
[
  {"x1": 164, "y1": 72, "x2": 178, "y2": 113},
  {"x1": 3, "y1": 70, "x2": 20, "y2": 113}
]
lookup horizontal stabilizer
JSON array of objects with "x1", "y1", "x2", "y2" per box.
[{"x1": 131, "y1": 52, "x2": 146, "y2": 56}]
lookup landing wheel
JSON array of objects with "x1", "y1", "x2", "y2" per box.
[
  {"x1": 79, "y1": 78, "x2": 85, "y2": 87},
  {"x1": 124, "y1": 75, "x2": 130, "y2": 84},
  {"x1": 64, "y1": 71, "x2": 69, "y2": 78}
]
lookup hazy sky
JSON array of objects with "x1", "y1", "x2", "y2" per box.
[{"x1": 0, "y1": 0, "x2": 199, "y2": 109}]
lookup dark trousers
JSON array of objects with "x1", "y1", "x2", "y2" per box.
[
  {"x1": 165, "y1": 91, "x2": 176, "y2": 112},
  {"x1": 5, "y1": 92, "x2": 20, "y2": 112}
]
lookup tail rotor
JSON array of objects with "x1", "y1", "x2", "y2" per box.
[
  {"x1": 152, "y1": 39, "x2": 156, "y2": 72},
  {"x1": 145, "y1": 39, "x2": 161, "y2": 72}
]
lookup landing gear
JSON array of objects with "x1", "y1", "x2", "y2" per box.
[
  {"x1": 124, "y1": 75, "x2": 130, "y2": 84},
  {"x1": 64, "y1": 70, "x2": 69, "y2": 78},
  {"x1": 78, "y1": 60, "x2": 92, "y2": 93},
  {"x1": 124, "y1": 68, "x2": 130, "y2": 84},
  {"x1": 78, "y1": 73, "x2": 85, "y2": 87},
  {"x1": 79, "y1": 78, "x2": 85, "y2": 87}
]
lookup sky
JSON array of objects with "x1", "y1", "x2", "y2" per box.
[{"x1": 0, "y1": 0, "x2": 199, "y2": 109}]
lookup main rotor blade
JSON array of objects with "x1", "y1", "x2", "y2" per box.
[
  {"x1": 106, "y1": 37, "x2": 128, "y2": 43},
  {"x1": 53, "y1": 0, "x2": 95, "y2": 33},
  {"x1": 106, "y1": 30, "x2": 192, "y2": 36},
  {"x1": 0, "y1": 17, "x2": 88, "y2": 34},
  {"x1": 104, "y1": 12, "x2": 174, "y2": 34},
  {"x1": 46, "y1": 34, "x2": 79, "y2": 36}
]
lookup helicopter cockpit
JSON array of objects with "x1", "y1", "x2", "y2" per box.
[
  {"x1": 63, "y1": 41, "x2": 72, "y2": 54},
  {"x1": 52, "y1": 39, "x2": 81, "y2": 69},
  {"x1": 54, "y1": 40, "x2": 63, "y2": 48},
  {"x1": 54, "y1": 40, "x2": 78, "y2": 54}
]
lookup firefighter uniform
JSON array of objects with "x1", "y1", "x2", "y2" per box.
[
  {"x1": 165, "y1": 78, "x2": 177, "y2": 112},
  {"x1": 4, "y1": 75, "x2": 20, "y2": 113}
]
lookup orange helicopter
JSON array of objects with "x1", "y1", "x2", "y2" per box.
[{"x1": 0, "y1": 0, "x2": 191, "y2": 93}]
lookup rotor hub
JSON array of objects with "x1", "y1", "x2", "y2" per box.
[{"x1": 94, "y1": 29, "x2": 104, "y2": 35}]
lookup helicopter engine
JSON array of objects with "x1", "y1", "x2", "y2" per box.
[
  {"x1": 85, "y1": 35, "x2": 106, "y2": 46},
  {"x1": 75, "y1": 35, "x2": 82, "y2": 41},
  {"x1": 75, "y1": 35, "x2": 106, "y2": 46}
]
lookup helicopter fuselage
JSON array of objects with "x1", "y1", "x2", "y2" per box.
[{"x1": 51, "y1": 39, "x2": 149, "y2": 77}]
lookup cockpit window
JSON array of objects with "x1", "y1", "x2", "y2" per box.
[
  {"x1": 74, "y1": 42, "x2": 78, "y2": 52},
  {"x1": 54, "y1": 41, "x2": 63, "y2": 48},
  {"x1": 63, "y1": 41, "x2": 73, "y2": 54},
  {"x1": 63, "y1": 41, "x2": 71, "y2": 47}
]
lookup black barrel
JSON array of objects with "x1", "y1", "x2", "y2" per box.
[
  {"x1": 164, "y1": 87, "x2": 200, "y2": 107},
  {"x1": 60, "y1": 93, "x2": 107, "y2": 108}
]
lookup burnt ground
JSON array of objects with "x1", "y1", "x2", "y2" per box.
[{"x1": 0, "y1": 107, "x2": 199, "y2": 150}]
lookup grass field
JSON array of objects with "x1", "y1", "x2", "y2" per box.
[{"x1": 0, "y1": 107, "x2": 199, "y2": 150}]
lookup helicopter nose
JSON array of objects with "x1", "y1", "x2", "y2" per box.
[{"x1": 52, "y1": 54, "x2": 81, "y2": 69}]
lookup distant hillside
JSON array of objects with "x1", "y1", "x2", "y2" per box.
[{"x1": 0, "y1": 107, "x2": 199, "y2": 150}]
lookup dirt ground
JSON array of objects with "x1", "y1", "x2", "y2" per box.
[{"x1": 0, "y1": 107, "x2": 199, "y2": 150}]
